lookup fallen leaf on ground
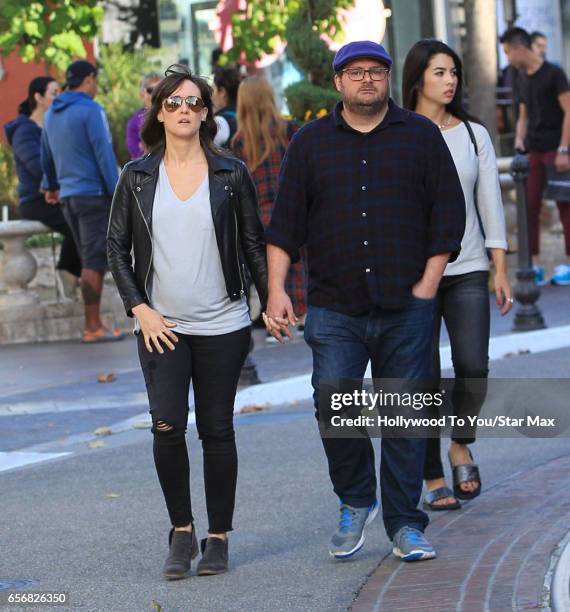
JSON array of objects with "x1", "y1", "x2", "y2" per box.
[
  {"x1": 97, "y1": 372, "x2": 116, "y2": 383},
  {"x1": 106, "y1": 493, "x2": 120, "y2": 499},
  {"x1": 88, "y1": 439, "x2": 105, "y2": 449},
  {"x1": 504, "y1": 349, "x2": 531, "y2": 358},
  {"x1": 132, "y1": 421, "x2": 152, "y2": 429},
  {"x1": 239, "y1": 404, "x2": 269, "y2": 414},
  {"x1": 93, "y1": 426, "x2": 113, "y2": 437}
]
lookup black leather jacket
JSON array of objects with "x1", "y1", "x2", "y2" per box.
[{"x1": 107, "y1": 147, "x2": 268, "y2": 317}]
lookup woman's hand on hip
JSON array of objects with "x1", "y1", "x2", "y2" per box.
[{"x1": 132, "y1": 303, "x2": 179, "y2": 353}]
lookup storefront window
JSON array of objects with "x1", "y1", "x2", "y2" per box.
[
  {"x1": 191, "y1": 2, "x2": 218, "y2": 75},
  {"x1": 383, "y1": 0, "x2": 436, "y2": 104}
]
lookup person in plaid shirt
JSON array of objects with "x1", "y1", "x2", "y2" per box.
[
  {"x1": 264, "y1": 41, "x2": 465, "y2": 563},
  {"x1": 231, "y1": 76, "x2": 307, "y2": 321}
]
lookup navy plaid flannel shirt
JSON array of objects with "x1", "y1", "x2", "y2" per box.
[{"x1": 266, "y1": 100, "x2": 466, "y2": 315}]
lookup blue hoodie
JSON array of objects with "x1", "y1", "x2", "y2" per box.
[
  {"x1": 4, "y1": 115, "x2": 44, "y2": 205},
  {"x1": 41, "y1": 91, "x2": 119, "y2": 199}
]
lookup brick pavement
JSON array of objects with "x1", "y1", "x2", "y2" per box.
[{"x1": 352, "y1": 454, "x2": 570, "y2": 611}]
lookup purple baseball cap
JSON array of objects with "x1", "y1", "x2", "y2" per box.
[{"x1": 332, "y1": 41, "x2": 393, "y2": 72}]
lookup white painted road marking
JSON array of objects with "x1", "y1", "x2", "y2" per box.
[{"x1": 0, "y1": 451, "x2": 70, "y2": 473}]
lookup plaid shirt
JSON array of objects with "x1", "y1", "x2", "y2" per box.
[{"x1": 266, "y1": 100, "x2": 466, "y2": 315}]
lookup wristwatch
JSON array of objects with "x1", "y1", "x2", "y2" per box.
[{"x1": 557, "y1": 146, "x2": 569, "y2": 154}]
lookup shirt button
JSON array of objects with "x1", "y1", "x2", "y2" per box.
[
  {"x1": 362, "y1": 212, "x2": 367, "y2": 217},
  {"x1": 363, "y1": 240, "x2": 368, "y2": 246},
  {"x1": 365, "y1": 268, "x2": 371, "y2": 273},
  {"x1": 362, "y1": 159, "x2": 367, "y2": 165},
  {"x1": 361, "y1": 185, "x2": 366, "y2": 191}
]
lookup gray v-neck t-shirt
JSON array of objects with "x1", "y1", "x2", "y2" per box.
[{"x1": 148, "y1": 160, "x2": 250, "y2": 335}]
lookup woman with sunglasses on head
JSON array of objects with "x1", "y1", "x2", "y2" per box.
[
  {"x1": 108, "y1": 65, "x2": 267, "y2": 579},
  {"x1": 126, "y1": 72, "x2": 162, "y2": 159},
  {"x1": 402, "y1": 40, "x2": 513, "y2": 511}
]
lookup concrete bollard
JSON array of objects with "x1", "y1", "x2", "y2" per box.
[{"x1": 0, "y1": 220, "x2": 50, "y2": 307}]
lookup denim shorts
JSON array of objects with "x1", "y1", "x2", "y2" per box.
[{"x1": 61, "y1": 196, "x2": 111, "y2": 272}]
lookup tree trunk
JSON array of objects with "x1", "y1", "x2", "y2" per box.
[{"x1": 463, "y1": 0, "x2": 498, "y2": 144}]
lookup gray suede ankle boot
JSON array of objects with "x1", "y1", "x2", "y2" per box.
[
  {"x1": 163, "y1": 527, "x2": 199, "y2": 580},
  {"x1": 196, "y1": 537, "x2": 229, "y2": 576}
]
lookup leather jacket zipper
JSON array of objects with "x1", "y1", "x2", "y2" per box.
[
  {"x1": 234, "y1": 209, "x2": 245, "y2": 295},
  {"x1": 133, "y1": 187, "x2": 153, "y2": 300}
]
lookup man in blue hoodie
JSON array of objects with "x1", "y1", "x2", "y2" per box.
[{"x1": 41, "y1": 60, "x2": 124, "y2": 343}]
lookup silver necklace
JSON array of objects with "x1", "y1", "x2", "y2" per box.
[{"x1": 438, "y1": 113, "x2": 452, "y2": 130}]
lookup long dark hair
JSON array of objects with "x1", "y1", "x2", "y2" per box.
[
  {"x1": 213, "y1": 66, "x2": 241, "y2": 107},
  {"x1": 141, "y1": 66, "x2": 223, "y2": 155},
  {"x1": 18, "y1": 76, "x2": 56, "y2": 116},
  {"x1": 402, "y1": 39, "x2": 480, "y2": 124}
]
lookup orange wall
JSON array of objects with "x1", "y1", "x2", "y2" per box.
[{"x1": 0, "y1": 44, "x2": 95, "y2": 140}]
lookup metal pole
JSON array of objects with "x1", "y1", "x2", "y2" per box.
[{"x1": 510, "y1": 153, "x2": 546, "y2": 331}]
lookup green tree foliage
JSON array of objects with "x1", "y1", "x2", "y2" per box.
[
  {"x1": 0, "y1": 142, "x2": 18, "y2": 211},
  {"x1": 226, "y1": 0, "x2": 353, "y2": 121},
  {"x1": 225, "y1": 0, "x2": 294, "y2": 64},
  {"x1": 0, "y1": 0, "x2": 103, "y2": 70},
  {"x1": 95, "y1": 44, "x2": 162, "y2": 166}
]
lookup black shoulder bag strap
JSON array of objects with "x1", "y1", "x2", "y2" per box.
[{"x1": 462, "y1": 120, "x2": 486, "y2": 240}]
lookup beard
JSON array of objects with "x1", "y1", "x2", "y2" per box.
[{"x1": 342, "y1": 85, "x2": 389, "y2": 116}]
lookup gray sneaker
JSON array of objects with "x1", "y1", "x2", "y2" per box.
[
  {"x1": 392, "y1": 526, "x2": 436, "y2": 562},
  {"x1": 329, "y1": 500, "x2": 379, "y2": 559}
]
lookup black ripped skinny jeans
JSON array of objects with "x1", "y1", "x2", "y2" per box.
[
  {"x1": 424, "y1": 271, "x2": 490, "y2": 481},
  {"x1": 137, "y1": 326, "x2": 251, "y2": 532}
]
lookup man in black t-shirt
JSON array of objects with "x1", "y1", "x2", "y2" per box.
[{"x1": 501, "y1": 27, "x2": 570, "y2": 286}]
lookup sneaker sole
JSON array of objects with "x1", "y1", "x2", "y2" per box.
[
  {"x1": 330, "y1": 502, "x2": 379, "y2": 559},
  {"x1": 392, "y1": 546, "x2": 437, "y2": 562},
  {"x1": 551, "y1": 279, "x2": 570, "y2": 285}
]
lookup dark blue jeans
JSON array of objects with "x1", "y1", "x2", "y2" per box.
[{"x1": 304, "y1": 296, "x2": 435, "y2": 540}]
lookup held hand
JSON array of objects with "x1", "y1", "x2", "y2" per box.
[
  {"x1": 264, "y1": 290, "x2": 297, "y2": 343},
  {"x1": 555, "y1": 153, "x2": 570, "y2": 173},
  {"x1": 132, "y1": 303, "x2": 179, "y2": 353},
  {"x1": 411, "y1": 280, "x2": 437, "y2": 300},
  {"x1": 45, "y1": 190, "x2": 59, "y2": 205},
  {"x1": 494, "y1": 272, "x2": 514, "y2": 316}
]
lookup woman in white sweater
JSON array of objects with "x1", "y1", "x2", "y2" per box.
[{"x1": 402, "y1": 40, "x2": 513, "y2": 511}]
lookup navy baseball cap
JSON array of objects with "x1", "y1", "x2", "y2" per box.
[
  {"x1": 333, "y1": 41, "x2": 393, "y2": 72},
  {"x1": 63, "y1": 60, "x2": 97, "y2": 88}
]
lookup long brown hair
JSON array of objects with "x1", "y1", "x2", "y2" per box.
[
  {"x1": 234, "y1": 76, "x2": 288, "y2": 171},
  {"x1": 141, "y1": 66, "x2": 223, "y2": 155}
]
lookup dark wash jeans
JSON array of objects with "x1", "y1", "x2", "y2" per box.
[
  {"x1": 424, "y1": 271, "x2": 490, "y2": 481},
  {"x1": 304, "y1": 296, "x2": 435, "y2": 540},
  {"x1": 137, "y1": 326, "x2": 251, "y2": 532}
]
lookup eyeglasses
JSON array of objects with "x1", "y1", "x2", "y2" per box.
[
  {"x1": 341, "y1": 67, "x2": 390, "y2": 81},
  {"x1": 163, "y1": 95, "x2": 205, "y2": 113},
  {"x1": 165, "y1": 64, "x2": 192, "y2": 78}
]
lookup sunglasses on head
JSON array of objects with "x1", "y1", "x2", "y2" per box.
[
  {"x1": 163, "y1": 95, "x2": 205, "y2": 113},
  {"x1": 165, "y1": 64, "x2": 192, "y2": 78}
]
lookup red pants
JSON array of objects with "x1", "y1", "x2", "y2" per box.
[{"x1": 527, "y1": 150, "x2": 570, "y2": 256}]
